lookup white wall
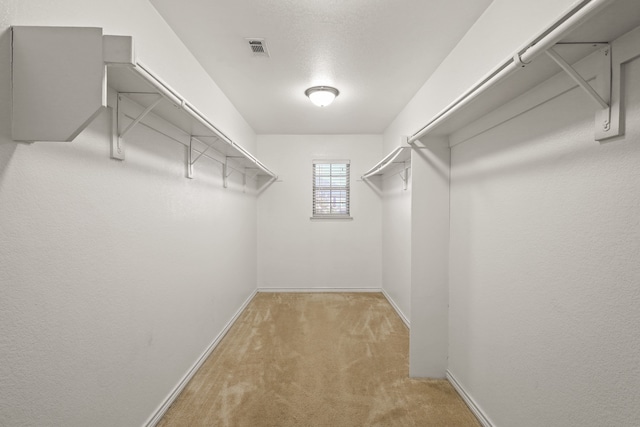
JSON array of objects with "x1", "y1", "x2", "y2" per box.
[
  {"x1": 409, "y1": 138, "x2": 450, "y2": 378},
  {"x1": 448, "y1": 55, "x2": 640, "y2": 427},
  {"x1": 379, "y1": 0, "x2": 584, "y2": 380},
  {"x1": 379, "y1": 1, "x2": 639, "y2": 423},
  {"x1": 257, "y1": 135, "x2": 382, "y2": 290},
  {"x1": 0, "y1": 1, "x2": 261, "y2": 425},
  {"x1": 381, "y1": 167, "x2": 411, "y2": 321}
]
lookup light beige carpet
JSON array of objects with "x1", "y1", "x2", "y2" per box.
[{"x1": 158, "y1": 292, "x2": 480, "y2": 427}]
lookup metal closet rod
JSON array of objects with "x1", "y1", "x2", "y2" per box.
[
  {"x1": 409, "y1": 0, "x2": 615, "y2": 143},
  {"x1": 128, "y1": 62, "x2": 277, "y2": 179}
]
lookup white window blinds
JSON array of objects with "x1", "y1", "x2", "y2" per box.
[{"x1": 312, "y1": 160, "x2": 350, "y2": 217}]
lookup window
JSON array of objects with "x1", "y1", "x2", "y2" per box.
[{"x1": 312, "y1": 160, "x2": 351, "y2": 218}]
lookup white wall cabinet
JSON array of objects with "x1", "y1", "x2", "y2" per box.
[{"x1": 12, "y1": 26, "x2": 107, "y2": 142}]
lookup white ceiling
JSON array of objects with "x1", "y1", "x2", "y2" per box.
[{"x1": 149, "y1": 0, "x2": 493, "y2": 135}]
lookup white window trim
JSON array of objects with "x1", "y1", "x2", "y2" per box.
[
  {"x1": 309, "y1": 215, "x2": 354, "y2": 221},
  {"x1": 311, "y1": 159, "x2": 352, "y2": 220}
]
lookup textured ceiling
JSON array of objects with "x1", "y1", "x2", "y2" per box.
[{"x1": 149, "y1": 0, "x2": 493, "y2": 134}]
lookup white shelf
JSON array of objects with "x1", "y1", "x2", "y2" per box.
[
  {"x1": 108, "y1": 63, "x2": 276, "y2": 178},
  {"x1": 11, "y1": 26, "x2": 277, "y2": 182},
  {"x1": 361, "y1": 145, "x2": 411, "y2": 179},
  {"x1": 362, "y1": 0, "x2": 640, "y2": 190},
  {"x1": 409, "y1": 0, "x2": 640, "y2": 143}
]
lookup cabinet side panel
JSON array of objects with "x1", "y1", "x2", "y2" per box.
[{"x1": 12, "y1": 26, "x2": 106, "y2": 142}]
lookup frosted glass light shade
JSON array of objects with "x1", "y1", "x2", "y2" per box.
[{"x1": 305, "y1": 86, "x2": 339, "y2": 107}]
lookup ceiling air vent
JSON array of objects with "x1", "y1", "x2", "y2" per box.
[{"x1": 245, "y1": 38, "x2": 270, "y2": 57}]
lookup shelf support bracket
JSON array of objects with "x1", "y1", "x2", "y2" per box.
[
  {"x1": 242, "y1": 170, "x2": 247, "y2": 193},
  {"x1": 109, "y1": 105, "x2": 122, "y2": 160},
  {"x1": 119, "y1": 95, "x2": 163, "y2": 138},
  {"x1": 546, "y1": 47, "x2": 609, "y2": 109},
  {"x1": 399, "y1": 165, "x2": 409, "y2": 191},
  {"x1": 189, "y1": 135, "x2": 224, "y2": 178},
  {"x1": 111, "y1": 95, "x2": 125, "y2": 160},
  {"x1": 545, "y1": 45, "x2": 617, "y2": 140},
  {"x1": 190, "y1": 142, "x2": 211, "y2": 166},
  {"x1": 223, "y1": 157, "x2": 230, "y2": 188},
  {"x1": 187, "y1": 137, "x2": 194, "y2": 179},
  {"x1": 111, "y1": 93, "x2": 162, "y2": 160}
]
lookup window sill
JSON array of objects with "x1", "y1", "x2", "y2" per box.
[{"x1": 310, "y1": 216, "x2": 353, "y2": 221}]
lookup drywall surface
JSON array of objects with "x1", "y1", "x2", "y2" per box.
[
  {"x1": 409, "y1": 138, "x2": 450, "y2": 378},
  {"x1": 0, "y1": 1, "x2": 259, "y2": 426},
  {"x1": 382, "y1": 0, "x2": 579, "y2": 152},
  {"x1": 378, "y1": 0, "x2": 581, "y2": 363},
  {"x1": 257, "y1": 135, "x2": 382, "y2": 290},
  {"x1": 448, "y1": 57, "x2": 640, "y2": 426},
  {"x1": 381, "y1": 169, "x2": 411, "y2": 322}
]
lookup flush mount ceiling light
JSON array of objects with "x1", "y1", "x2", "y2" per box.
[{"x1": 304, "y1": 86, "x2": 340, "y2": 107}]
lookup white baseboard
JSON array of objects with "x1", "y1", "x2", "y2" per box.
[
  {"x1": 447, "y1": 370, "x2": 494, "y2": 427},
  {"x1": 381, "y1": 289, "x2": 410, "y2": 328},
  {"x1": 257, "y1": 287, "x2": 381, "y2": 293},
  {"x1": 144, "y1": 289, "x2": 258, "y2": 427}
]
